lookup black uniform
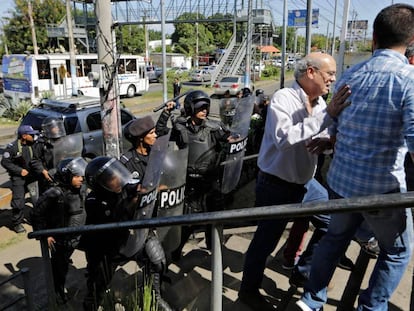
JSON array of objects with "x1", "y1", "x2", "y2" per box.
[
  {"x1": 171, "y1": 117, "x2": 230, "y2": 253},
  {"x1": 31, "y1": 136, "x2": 57, "y2": 194},
  {"x1": 1, "y1": 140, "x2": 36, "y2": 226},
  {"x1": 81, "y1": 184, "x2": 170, "y2": 311},
  {"x1": 120, "y1": 110, "x2": 171, "y2": 180},
  {"x1": 31, "y1": 184, "x2": 87, "y2": 301}
]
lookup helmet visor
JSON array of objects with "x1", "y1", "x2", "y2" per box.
[
  {"x1": 67, "y1": 157, "x2": 88, "y2": 177},
  {"x1": 97, "y1": 158, "x2": 132, "y2": 193},
  {"x1": 42, "y1": 119, "x2": 66, "y2": 138}
]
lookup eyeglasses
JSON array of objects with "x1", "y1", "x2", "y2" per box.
[{"x1": 313, "y1": 67, "x2": 336, "y2": 78}]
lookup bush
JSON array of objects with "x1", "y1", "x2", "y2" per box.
[
  {"x1": 0, "y1": 95, "x2": 33, "y2": 121},
  {"x1": 262, "y1": 66, "x2": 279, "y2": 78}
]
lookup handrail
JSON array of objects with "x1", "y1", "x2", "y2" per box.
[
  {"x1": 28, "y1": 192, "x2": 414, "y2": 239},
  {"x1": 27, "y1": 192, "x2": 414, "y2": 310},
  {"x1": 0, "y1": 267, "x2": 34, "y2": 311}
]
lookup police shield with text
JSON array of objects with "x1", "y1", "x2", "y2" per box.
[
  {"x1": 157, "y1": 146, "x2": 188, "y2": 255},
  {"x1": 220, "y1": 89, "x2": 255, "y2": 193},
  {"x1": 82, "y1": 152, "x2": 173, "y2": 310}
]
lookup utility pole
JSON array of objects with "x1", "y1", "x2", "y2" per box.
[
  {"x1": 27, "y1": 0, "x2": 38, "y2": 55},
  {"x1": 95, "y1": 0, "x2": 121, "y2": 158},
  {"x1": 331, "y1": 0, "x2": 338, "y2": 57},
  {"x1": 305, "y1": 0, "x2": 312, "y2": 54},
  {"x1": 66, "y1": 0, "x2": 78, "y2": 96},
  {"x1": 244, "y1": 0, "x2": 253, "y2": 89},
  {"x1": 337, "y1": 0, "x2": 350, "y2": 79},
  {"x1": 280, "y1": 0, "x2": 287, "y2": 89}
]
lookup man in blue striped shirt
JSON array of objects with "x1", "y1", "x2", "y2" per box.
[{"x1": 297, "y1": 4, "x2": 414, "y2": 311}]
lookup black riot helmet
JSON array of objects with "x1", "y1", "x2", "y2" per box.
[
  {"x1": 242, "y1": 87, "x2": 252, "y2": 98},
  {"x1": 183, "y1": 90, "x2": 211, "y2": 117},
  {"x1": 85, "y1": 156, "x2": 133, "y2": 193},
  {"x1": 55, "y1": 157, "x2": 88, "y2": 186},
  {"x1": 41, "y1": 117, "x2": 66, "y2": 139},
  {"x1": 255, "y1": 89, "x2": 264, "y2": 96}
]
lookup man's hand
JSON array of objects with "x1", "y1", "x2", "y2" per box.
[
  {"x1": 306, "y1": 137, "x2": 333, "y2": 154},
  {"x1": 326, "y1": 84, "x2": 352, "y2": 118},
  {"x1": 21, "y1": 169, "x2": 29, "y2": 177},
  {"x1": 47, "y1": 236, "x2": 56, "y2": 251}
]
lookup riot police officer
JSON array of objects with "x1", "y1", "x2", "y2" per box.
[
  {"x1": 31, "y1": 157, "x2": 88, "y2": 303},
  {"x1": 120, "y1": 102, "x2": 173, "y2": 180},
  {"x1": 81, "y1": 156, "x2": 173, "y2": 311},
  {"x1": 31, "y1": 117, "x2": 67, "y2": 194},
  {"x1": 1, "y1": 125, "x2": 39, "y2": 233},
  {"x1": 170, "y1": 90, "x2": 230, "y2": 258}
]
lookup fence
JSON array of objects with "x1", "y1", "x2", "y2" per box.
[
  {"x1": 0, "y1": 267, "x2": 34, "y2": 311},
  {"x1": 28, "y1": 191, "x2": 414, "y2": 310}
]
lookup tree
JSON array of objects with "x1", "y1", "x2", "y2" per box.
[
  {"x1": 205, "y1": 13, "x2": 233, "y2": 48},
  {"x1": 171, "y1": 13, "x2": 215, "y2": 57},
  {"x1": 2, "y1": 0, "x2": 66, "y2": 55},
  {"x1": 116, "y1": 25, "x2": 145, "y2": 54}
]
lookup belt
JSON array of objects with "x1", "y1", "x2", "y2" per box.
[{"x1": 258, "y1": 170, "x2": 305, "y2": 187}]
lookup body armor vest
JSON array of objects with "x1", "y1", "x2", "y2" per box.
[{"x1": 186, "y1": 125, "x2": 219, "y2": 176}]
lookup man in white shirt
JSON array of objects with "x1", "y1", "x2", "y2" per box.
[{"x1": 238, "y1": 52, "x2": 351, "y2": 310}]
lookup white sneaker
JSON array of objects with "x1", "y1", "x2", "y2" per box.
[{"x1": 296, "y1": 300, "x2": 322, "y2": 311}]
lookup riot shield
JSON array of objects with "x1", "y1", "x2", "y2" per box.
[
  {"x1": 221, "y1": 95, "x2": 255, "y2": 194},
  {"x1": 120, "y1": 133, "x2": 171, "y2": 258},
  {"x1": 219, "y1": 97, "x2": 239, "y2": 128},
  {"x1": 51, "y1": 132, "x2": 83, "y2": 167},
  {"x1": 157, "y1": 145, "x2": 188, "y2": 253}
]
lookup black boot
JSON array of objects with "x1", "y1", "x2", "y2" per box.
[{"x1": 153, "y1": 272, "x2": 174, "y2": 311}]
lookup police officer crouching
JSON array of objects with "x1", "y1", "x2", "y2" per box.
[
  {"x1": 81, "y1": 157, "x2": 173, "y2": 311},
  {"x1": 31, "y1": 157, "x2": 88, "y2": 304}
]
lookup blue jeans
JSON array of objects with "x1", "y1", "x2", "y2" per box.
[
  {"x1": 240, "y1": 171, "x2": 306, "y2": 292},
  {"x1": 301, "y1": 188, "x2": 414, "y2": 311}
]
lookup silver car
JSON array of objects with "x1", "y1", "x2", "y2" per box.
[
  {"x1": 190, "y1": 69, "x2": 211, "y2": 82},
  {"x1": 213, "y1": 76, "x2": 252, "y2": 96}
]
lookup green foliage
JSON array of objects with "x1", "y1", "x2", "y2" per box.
[
  {"x1": 116, "y1": 25, "x2": 145, "y2": 54},
  {"x1": 99, "y1": 274, "x2": 158, "y2": 311},
  {"x1": 3, "y1": 0, "x2": 66, "y2": 54},
  {"x1": 262, "y1": 66, "x2": 279, "y2": 78},
  {"x1": 0, "y1": 95, "x2": 33, "y2": 121},
  {"x1": 206, "y1": 13, "x2": 233, "y2": 48},
  {"x1": 171, "y1": 12, "x2": 216, "y2": 56}
]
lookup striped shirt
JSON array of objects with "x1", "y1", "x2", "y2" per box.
[{"x1": 327, "y1": 49, "x2": 414, "y2": 197}]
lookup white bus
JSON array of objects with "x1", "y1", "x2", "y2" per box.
[{"x1": 1, "y1": 53, "x2": 149, "y2": 104}]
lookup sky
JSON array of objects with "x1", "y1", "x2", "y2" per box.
[
  {"x1": 0, "y1": 0, "x2": 404, "y2": 37},
  {"x1": 269, "y1": 0, "x2": 400, "y2": 37}
]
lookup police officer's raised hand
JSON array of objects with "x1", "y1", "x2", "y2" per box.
[
  {"x1": 21, "y1": 169, "x2": 29, "y2": 177},
  {"x1": 164, "y1": 101, "x2": 175, "y2": 113},
  {"x1": 326, "y1": 84, "x2": 351, "y2": 118}
]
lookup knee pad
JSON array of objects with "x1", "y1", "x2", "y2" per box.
[{"x1": 145, "y1": 236, "x2": 166, "y2": 272}]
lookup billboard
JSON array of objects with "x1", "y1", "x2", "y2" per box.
[
  {"x1": 288, "y1": 9, "x2": 319, "y2": 27},
  {"x1": 346, "y1": 20, "x2": 368, "y2": 41}
]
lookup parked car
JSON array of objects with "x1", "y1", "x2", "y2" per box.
[
  {"x1": 190, "y1": 69, "x2": 211, "y2": 82},
  {"x1": 213, "y1": 76, "x2": 253, "y2": 96},
  {"x1": 253, "y1": 62, "x2": 265, "y2": 72},
  {"x1": 170, "y1": 66, "x2": 190, "y2": 74},
  {"x1": 146, "y1": 66, "x2": 162, "y2": 82},
  {"x1": 19, "y1": 96, "x2": 135, "y2": 159}
]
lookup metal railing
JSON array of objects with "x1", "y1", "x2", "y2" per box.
[
  {"x1": 0, "y1": 267, "x2": 34, "y2": 311},
  {"x1": 28, "y1": 192, "x2": 414, "y2": 310}
]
